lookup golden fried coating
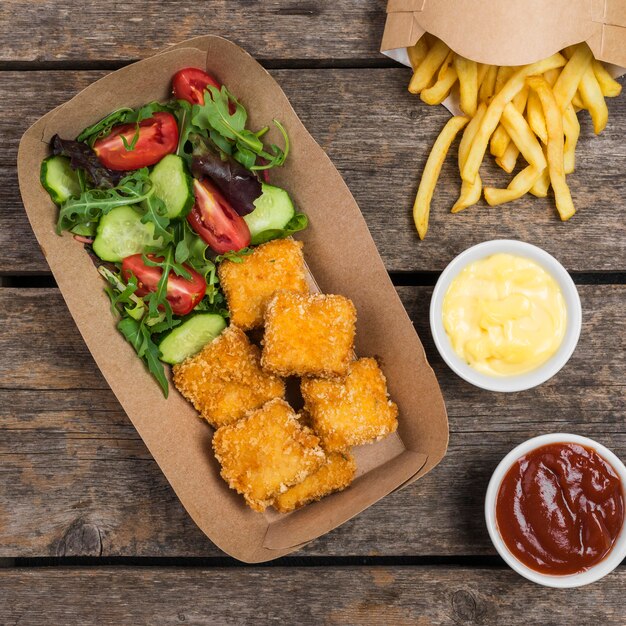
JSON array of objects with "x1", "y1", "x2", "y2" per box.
[
  {"x1": 173, "y1": 325, "x2": 284, "y2": 428},
  {"x1": 262, "y1": 290, "x2": 357, "y2": 378},
  {"x1": 301, "y1": 358, "x2": 398, "y2": 452},
  {"x1": 273, "y1": 451, "x2": 356, "y2": 513},
  {"x1": 213, "y1": 398, "x2": 326, "y2": 511},
  {"x1": 218, "y1": 239, "x2": 309, "y2": 330}
]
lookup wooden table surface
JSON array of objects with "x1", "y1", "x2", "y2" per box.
[{"x1": 1, "y1": 2, "x2": 625, "y2": 624}]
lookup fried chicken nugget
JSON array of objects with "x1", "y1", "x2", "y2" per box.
[
  {"x1": 218, "y1": 239, "x2": 309, "y2": 330},
  {"x1": 173, "y1": 325, "x2": 284, "y2": 428},
  {"x1": 262, "y1": 290, "x2": 356, "y2": 378},
  {"x1": 301, "y1": 358, "x2": 398, "y2": 452},
  {"x1": 273, "y1": 451, "x2": 356, "y2": 513},
  {"x1": 213, "y1": 398, "x2": 326, "y2": 511}
]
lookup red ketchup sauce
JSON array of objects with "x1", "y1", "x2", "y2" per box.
[{"x1": 496, "y1": 442, "x2": 624, "y2": 575}]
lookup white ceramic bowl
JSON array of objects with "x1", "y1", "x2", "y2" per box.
[
  {"x1": 430, "y1": 240, "x2": 582, "y2": 392},
  {"x1": 485, "y1": 433, "x2": 626, "y2": 588}
]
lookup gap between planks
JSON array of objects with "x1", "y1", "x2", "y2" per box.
[
  {"x1": 3, "y1": 555, "x2": 509, "y2": 568},
  {"x1": 2, "y1": 272, "x2": 626, "y2": 289},
  {"x1": 0, "y1": 58, "x2": 399, "y2": 73}
]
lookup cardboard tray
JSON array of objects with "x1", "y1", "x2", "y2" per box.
[
  {"x1": 17, "y1": 36, "x2": 449, "y2": 563},
  {"x1": 382, "y1": 0, "x2": 626, "y2": 68}
]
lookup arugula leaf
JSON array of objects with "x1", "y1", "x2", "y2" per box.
[
  {"x1": 141, "y1": 246, "x2": 191, "y2": 325},
  {"x1": 191, "y1": 86, "x2": 289, "y2": 171},
  {"x1": 117, "y1": 317, "x2": 169, "y2": 397},
  {"x1": 76, "y1": 108, "x2": 134, "y2": 144},
  {"x1": 120, "y1": 130, "x2": 140, "y2": 152},
  {"x1": 57, "y1": 169, "x2": 154, "y2": 233},
  {"x1": 233, "y1": 147, "x2": 257, "y2": 171},
  {"x1": 248, "y1": 213, "x2": 309, "y2": 245},
  {"x1": 99, "y1": 265, "x2": 173, "y2": 397},
  {"x1": 77, "y1": 102, "x2": 170, "y2": 146},
  {"x1": 141, "y1": 192, "x2": 173, "y2": 244},
  {"x1": 214, "y1": 247, "x2": 254, "y2": 263},
  {"x1": 173, "y1": 100, "x2": 205, "y2": 164},
  {"x1": 209, "y1": 129, "x2": 233, "y2": 155}
]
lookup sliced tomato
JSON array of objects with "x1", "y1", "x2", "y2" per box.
[
  {"x1": 93, "y1": 112, "x2": 178, "y2": 171},
  {"x1": 172, "y1": 68, "x2": 221, "y2": 105},
  {"x1": 121, "y1": 254, "x2": 206, "y2": 316},
  {"x1": 187, "y1": 179, "x2": 251, "y2": 254}
]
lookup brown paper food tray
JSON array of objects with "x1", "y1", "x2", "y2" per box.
[
  {"x1": 382, "y1": 0, "x2": 626, "y2": 68},
  {"x1": 17, "y1": 36, "x2": 448, "y2": 563}
]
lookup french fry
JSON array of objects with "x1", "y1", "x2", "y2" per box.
[
  {"x1": 495, "y1": 142, "x2": 520, "y2": 173},
  {"x1": 479, "y1": 65, "x2": 497, "y2": 102},
  {"x1": 461, "y1": 53, "x2": 566, "y2": 183},
  {"x1": 513, "y1": 84, "x2": 530, "y2": 113},
  {"x1": 407, "y1": 37, "x2": 429, "y2": 70},
  {"x1": 579, "y1": 63, "x2": 608, "y2": 133},
  {"x1": 543, "y1": 68, "x2": 560, "y2": 87},
  {"x1": 571, "y1": 90, "x2": 585, "y2": 109},
  {"x1": 501, "y1": 102, "x2": 547, "y2": 170},
  {"x1": 527, "y1": 76, "x2": 575, "y2": 220},
  {"x1": 563, "y1": 104, "x2": 580, "y2": 173},
  {"x1": 452, "y1": 103, "x2": 487, "y2": 213},
  {"x1": 489, "y1": 124, "x2": 510, "y2": 158},
  {"x1": 530, "y1": 171, "x2": 551, "y2": 197},
  {"x1": 494, "y1": 66, "x2": 514, "y2": 93},
  {"x1": 453, "y1": 55, "x2": 478, "y2": 116},
  {"x1": 526, "y1": 91, "x2": 548, "y2": 143},
  {"x1": 490, "y1": 85, "x2": 530, "y2": 158},
  {"x1": 592, "y1": 59, "x2": 622, "y2": 97},
  {"x1": 553, "y1": 43, "x2": 593, "y2": 110},
  {"x1": 477, "y1": 63, "x2": 489, "y2": 88},
  {"x1": 484, "y1": 166, "x2": 543, "y2": 206},
  {"x1": 408, "y1": 39, "x2": 450, "y2": 94},
  {"x1": 420, "y1": 59, "x2": 458, "y2": 105},
  {"x1": 413, "y1": 116, "x2": 469, "y2": 239},
  {"x1": 530, "y1": 146, "x2": 550, "y2": 197}
]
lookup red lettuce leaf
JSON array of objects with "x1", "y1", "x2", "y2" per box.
[{"x1": 191, "y1": 152, "x2": 262, "y2": 216}]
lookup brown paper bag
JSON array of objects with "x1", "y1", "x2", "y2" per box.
[{"x1": 382, "y1": 0, "x2": 626, "y2": 68}]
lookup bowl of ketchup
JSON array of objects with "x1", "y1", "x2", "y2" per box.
[{"x1": 485, "y1": 433, "x2": 626, "y2": 587}]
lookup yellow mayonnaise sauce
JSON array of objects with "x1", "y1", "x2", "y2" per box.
[{"x1": 442, "y1": 253, "x2": 567, "y2": 377}]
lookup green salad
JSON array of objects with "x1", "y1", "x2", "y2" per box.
[{"x1": 40, "y1": 67, "x2": 307, "y2": 396}]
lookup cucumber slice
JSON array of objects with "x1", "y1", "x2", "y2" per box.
[
  {"x1": 159, "y1": 314, "x2": 227, "y2": 364},
  {"x1": 40, "y1": 156, "x2": 81, "y2": 205},
  {"x1": 244, "y1": 183, "x2": 295, "y2": 244},
  {"x1": 149, "y1": 154, "x2": 194, "y2": 219},
  {"x1": 92, "y1": 205, "x2": 163, "y2": 262},
  {"x1": 71, "y1": 222, "x2": 97, "y2": 237}
]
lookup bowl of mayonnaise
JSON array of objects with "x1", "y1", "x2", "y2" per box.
[{"x1": 430, "y1": 240, "x2": 582, "y2": 392}]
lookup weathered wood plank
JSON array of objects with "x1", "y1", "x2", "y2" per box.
[
  {"x1": 2, "y1": 566, "x2": 626, "y2": 625},
  {"x1": 3, "y1": 70, "x2": 625, "y2": 274},
  {"x1": 0, "y1": 0, "x2": 388, "y2": 63},
  {"x1": 1, "y1": 286, "x2": 624, "y2": 557}
]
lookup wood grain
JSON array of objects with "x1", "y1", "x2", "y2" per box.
[
  {"x1": 3, "y1": 70, "x2": 625, "y2": 274},
  {"x1": 1, "y1": 286, "x2": 623, "y2": 557},
  {"x1": 2, "y1": 566, "x2": 626, "y2": 625},
  {"x1": 0, "y1": 0, "x2": 388, "y2": 63}
]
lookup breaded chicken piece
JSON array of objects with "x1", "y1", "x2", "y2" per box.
[
  {"x1": 262, "y1": 290, "x2": 357, "y2": 378},
  {"x1": 213, "y1": 398, "x2": 326, "y2": 511},
  {"x1": 273, "y1": 451, "x2": 356, "y2": 513},
  {"x1": 218, "y1": 239, "x2": 309, "y2": 330},
  {"x1": 173, "y1": 325, "x2": 284, "y2": 428},
  {"x1": 301, "y1": 358, "x2": 398, "y2": 452}
]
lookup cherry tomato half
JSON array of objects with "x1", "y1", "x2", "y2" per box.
[
  {"x1": 93, "y1": 112, "x2": 179, "y2": 171},
  {"x1": 121, "y1": 254, "x2": 206, "y2": 316},
  {"x1": 187, "y1": 179, "x2": 251, "y2": 254},
  {"x1": 172, "y1": 68, "x2": 221, "y2": 105}
]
